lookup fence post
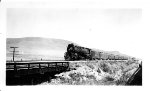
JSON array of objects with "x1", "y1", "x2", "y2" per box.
[
  {"x1": 55, "y1": 62, "x2": 57, "y2": 67},
  {"x1": 14, "y1": 63, "x2": 17, "y2": 71},
  {"x1": 39, "y1": 64, "x2": 41, "y2": 69},
  {"x1": 28, "y1": 63, "x2": 30, "y2": 69},
  {"x1": 48, "y1": 63, "x2": 49, "y2": 68}
]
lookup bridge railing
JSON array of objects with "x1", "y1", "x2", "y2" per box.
[{"x1": 6, "y1": 61, "x2": 69, "y2": 71}]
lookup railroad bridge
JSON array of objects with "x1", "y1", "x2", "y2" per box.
[{"x1": 6, "y1": 61, "x2": 69, "y2": 85}]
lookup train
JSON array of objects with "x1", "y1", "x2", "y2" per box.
[{"x1": 64, "y1": 43, "x2": 128, "y2": 61}]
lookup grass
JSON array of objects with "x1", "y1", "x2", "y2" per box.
[{"x1": 40, "y1": 60, "x2": 139, "y2": 85}]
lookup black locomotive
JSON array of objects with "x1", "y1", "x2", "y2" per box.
[{"x1": 64, "y1": 43, "x2": 128, "y2": 61}]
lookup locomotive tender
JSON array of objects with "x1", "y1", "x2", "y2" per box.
[{"x1": 64, "y1": 43, "x2": 128, "y2": 61}]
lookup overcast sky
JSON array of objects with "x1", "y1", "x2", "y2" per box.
[{"x1": 7, "y1": 8, "x2": 142, "y2": 57}]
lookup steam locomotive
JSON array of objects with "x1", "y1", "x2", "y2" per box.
[{"x1": 64, "y1": 43, "x2": 128, "y2": 61}]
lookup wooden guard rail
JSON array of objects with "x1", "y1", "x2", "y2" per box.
[{"x1": 6, "y1": 61, "x2": 69, "y2": 71}]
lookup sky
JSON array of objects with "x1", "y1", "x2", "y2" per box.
[{"x1": 7, "y1": 8, "x2": 143, "y2": 58}]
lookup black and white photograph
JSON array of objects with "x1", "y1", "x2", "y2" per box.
[
  {"x1": 1, "y1": 0, "x2": 150, "y2": 90},
  {"x1": 6, "y1": 7, "x2": 143, "y2": 86}
]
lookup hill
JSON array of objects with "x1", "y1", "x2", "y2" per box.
[{"x1": 6, "y1": 37, "x2": 73, "y2": 61}]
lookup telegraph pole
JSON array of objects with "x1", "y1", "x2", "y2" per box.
[{"x1": 10, "y1": 47, "x2": 19, "y2": 62}]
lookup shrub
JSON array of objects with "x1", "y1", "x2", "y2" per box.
[
  {"x1": 69, "y1": 72, "x2": 83, "y2": 81},
  {"x1": 105, "y1": 76, "x2": 115, "y2": 81},
  {"x1": 99, "y1": 62, "x2": 111, "y2": 73},
  {"x1": 86, "y1": 64, "x2": 95, "y2": 69},
  {"x1": 115, "y1": 72, "x2": 131, "y2": 85}
]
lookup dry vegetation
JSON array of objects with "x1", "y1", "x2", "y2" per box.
[{"x1": 41, "y1": 60, "x2": 139, "y2": 85}]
